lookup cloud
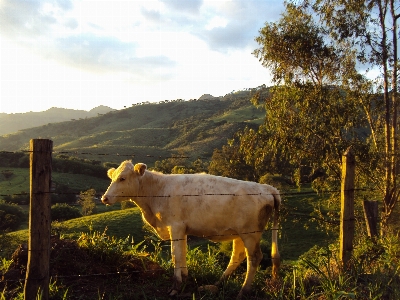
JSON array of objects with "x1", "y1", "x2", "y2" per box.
[
  {"x1": 1, "y1": 0, "x2": 177, "y2": 80},
  {"x1": 160, "y1": 0, "x2": 203, "y2": 14},
  {"x1": 0, "y1": 0, "x2": 73, "y2": 37},
  {"x1": 193, "y1": 0, "x2": 283, "y2": 52},
  {"x1": 55, "y1": 33, "x2": 176, "y2": 75},
  {"x1": 0, "y1": 0, "x2": 281, "y2": 92}
]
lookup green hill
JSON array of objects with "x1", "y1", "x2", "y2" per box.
[{"x1": 0, "y1": 91, "x2": 265, "y2": 167}]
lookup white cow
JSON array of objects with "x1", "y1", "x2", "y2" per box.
[{"x1": 101, "y1": 161, "x2": 280, "y2": 297}]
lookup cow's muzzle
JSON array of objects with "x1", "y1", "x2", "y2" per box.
[{"x1": 101, "y1": 196, "x2": 110, "y2": 205}]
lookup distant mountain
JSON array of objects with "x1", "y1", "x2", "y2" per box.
[
  {"x1": 0, "y1": 89, "x2": 267, "y2": 167},
  {"x1": 0, "y1": 106, "x2": 115, "y2": 135}
]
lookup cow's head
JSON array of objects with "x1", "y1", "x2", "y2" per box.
[{"x1": 101, "y1": 161, "x2": 147, "y2": 205}]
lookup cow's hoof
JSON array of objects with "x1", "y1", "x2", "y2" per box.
[
  {"x1": 168, "y1": 289, "x2": 179, "y2": 297},
  {"x1": 198, "y1": 285, "x2": 218, "y2": 294},
  {"x1": 237, "y1": 287, "x2": 251, "y2": 299}
]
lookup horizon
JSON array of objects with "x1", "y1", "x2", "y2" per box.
[{"x1": 0, "y1": 0, "x2": 281, "y2": 114}]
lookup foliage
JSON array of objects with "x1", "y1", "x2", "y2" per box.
[
  {"x1": 0, "y1": 152, "x2": 29, "y2": 168},
  {"x1": 288, "y1": 233, "x2": 400, "y2": 299},
  {"x1": 251, "y1": 3, "x2": 367, "y2": 187},
  {"x1": 120, "y1": 200, "x2": 136, "y2": 210},
  {"x1": 52, "y1": 155, "x2": 108, "y2": 179},
  {"x1": 301, "y1": 0, "x2": 400, "y2": 236},
  {"x1": 154, "y1": 156, "x2": 209, "y2": 174},
  {"x1": 0, "y1": 200, "x2": 26, "y2": 231},
  {"x1": 208, "y1": 134, "x2": 258, "y2": 181},
  {"x1": 2, "y1": 230, "x2": 399, "y2": 298},
  {"x1": 50, "y1": 183, "x2": 78, "y2": 204},
  {"x1": 79, "y1": 189, "x2": 97, "y2": 216},
  {"x1": 248, "y1": 0, "x2": 400, "y2": 233},
  {"x1": 0, "y1": 231, "x2": 13, "y2": 261},
  {"x1": 2, "y1": 193, "x2": 29, "y2": 205},
  {"x1": 51, "y1": 203, "x2": 82, "y2": 221},
  {"x1": 77, "y1": 227, "x2": 131, "y2": 264}
]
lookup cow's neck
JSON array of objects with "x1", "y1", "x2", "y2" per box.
[
  {"x1": 131, "y1": 171, "x2": 166, "y2": 230},
  {"x1": 132, "y1": 171, "x2": 165, "y2": 207}
]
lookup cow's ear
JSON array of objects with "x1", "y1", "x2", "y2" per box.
[
  {"x1": 134, "y1": 163, "x2": 147, "y2": 176},
  {"x1": 107, "y1": 168, "x2": 116, "y2": 179}
]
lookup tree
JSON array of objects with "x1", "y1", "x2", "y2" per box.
[
  {"x1": 299, "y1": 0, "x2": 399, "y2": 233},
  {"x1": 208, "y1": 137, "x2": 258, "y2": 181},
  {"x1": 250, "y1": 0, "x2": 399, "y2": 233},
  {"x1": 250, "y1": 3, "x2": 366, "y2": 185},
  {"x1": 0, "y1": 200, "x2": 26, "y2": 231},
  {"x1": 79, "y1": 189, "x2": 97, "y2": 216}
]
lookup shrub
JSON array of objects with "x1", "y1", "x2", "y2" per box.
[
  {"x1": 2, "y1": 194, "x2": 29, "y2": 205},
  {"x1": 51, "y1": 203, "x2": 82, "y2": 221},
  {"x1": 77, "y1": 227, "x2": 130, "y2": 264},
  {"x1": 121, "y1": 201, "x2": 136, "y2": 210},
  {"x1": 0, "y1": 200, "x2": 26, "y2": 231}
]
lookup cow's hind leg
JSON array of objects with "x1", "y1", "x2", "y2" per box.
[
  {"x1": 239, "y1": 234, "x2": 263, "y2": 298},
  {"x1": 216, "y1": 238, "x2": 246, "y2": 285},
  {"x1": 168, "y1": 230, "x2": 188, "y2": 296}
]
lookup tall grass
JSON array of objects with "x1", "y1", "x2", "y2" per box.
[{"x1": 1, "y1": 231, "x2": 399, "y2": 299}]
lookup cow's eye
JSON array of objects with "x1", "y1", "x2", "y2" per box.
[{"x1": 119, "y1": 177, "x2": 126, "y2": 182}]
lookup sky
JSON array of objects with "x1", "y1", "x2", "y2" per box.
[{"x1": 0, "y1": 0, "x2": 284, "y2": 114}]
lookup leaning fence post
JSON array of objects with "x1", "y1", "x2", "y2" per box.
[
  {"x1": 362, "y1": 200, "x2": 378, "y2": 238},
  {"x1": 340, "y1": 147, "x2": 355, "y2": 269},
  {"x1": 24, "y1": 139, "x2": 52, "y2": 300}
]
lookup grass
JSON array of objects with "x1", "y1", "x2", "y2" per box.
[
  {"x1": 213, "y1": 104, "x2": 265, "y2": 124},
  {"x1": 0, "y1": 168, "x2": 29, "y2": 196},
  {"x1": 1, "y1": 185, "x2": 400, "y2": 299}
]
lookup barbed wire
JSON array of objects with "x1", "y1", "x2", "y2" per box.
[
  {"x1": 3, "y1": 148, "x2": 400, "y2": 160},
  {"x1": 0, "y1": 187, "x2": 381, "y2": 199},
  {"x1": 0, "y1": 150, "x2": 194, "y2": 160}
]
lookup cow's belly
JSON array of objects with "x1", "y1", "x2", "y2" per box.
[{"x1": 186, "y1": 226, "x2": 239, "y2": 242}]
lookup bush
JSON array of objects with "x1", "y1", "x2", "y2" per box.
[
  {"x1": 51, "y1": 203, "x2": 82, "y2": 221},
  {"x1": 2, "y1": 194, "x2": 29, "y2": 205},
  {"x1": 0, "y1": 200, "x2": 26, "y2": 231},
  {"x1": 51, "y1": 183, "x2": 78, "y2": 204},
  {"x1": 77, "y1": 228, "x2": 130, "y2": 264},
  {"x1": 121, "y1": 201, "x2": 136, "y2": 210}
]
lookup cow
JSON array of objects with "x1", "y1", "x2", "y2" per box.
[{"x1": 101, "y1": 161, "x2": 280, "y2": 298}]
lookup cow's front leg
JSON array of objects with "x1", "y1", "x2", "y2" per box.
[{"x1": 168, "y1": 227, "x2": 187, "y2": 296}]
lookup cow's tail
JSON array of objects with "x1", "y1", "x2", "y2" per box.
[{"x1": 271, "y1": 188, "x2": 280, "y2": 279}]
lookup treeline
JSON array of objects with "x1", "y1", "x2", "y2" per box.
[{"x1": 0, "y1": 152, "x2": 110, "y2": 179}]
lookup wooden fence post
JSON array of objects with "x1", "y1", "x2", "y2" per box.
[
  {"x1": 340, "y1": 147, "x2": 355, "y2": 268},
  {"x1": 362, "y1": 200, "x2": 378, "y2": 238},
  {"x1": 24, "y1": 139, "x2": 52, "y2": 300}
]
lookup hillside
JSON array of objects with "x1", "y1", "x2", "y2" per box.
[
  {"x1": 0, "y1": 91, "x2": 266, "y2": 167},
  {"x1": 0, "y1": 106, "x2": 114, "y2": 136}
]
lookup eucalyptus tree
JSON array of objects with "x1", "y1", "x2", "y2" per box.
[
  {"x1": 248, "y1": 0, "x2": 399, "y2": 233},
  {"x1": 300, "y1": 0, "x2": 400, "y2": 233},
  {"x1": 248, "y1": 3, "x2": 366, "y2": 187}
]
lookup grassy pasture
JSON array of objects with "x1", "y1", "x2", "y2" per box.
[
  {"x1": 2, "y1": 186, "x2": 400, "y2": 299},
  {"x1": 0, "y1": 167, "x2": 110, "y2": 196}
]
